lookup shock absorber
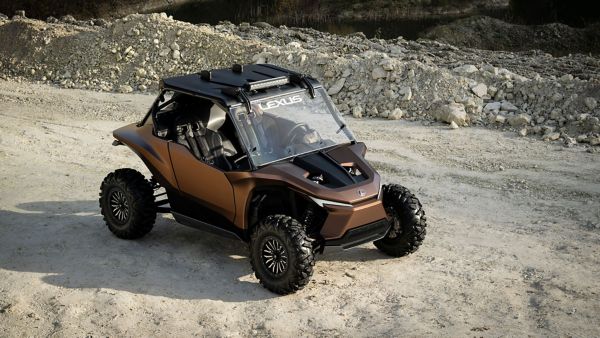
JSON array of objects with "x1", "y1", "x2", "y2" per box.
[{"x1": 302, "y1": 204, "x2": 315, "y2": 229}]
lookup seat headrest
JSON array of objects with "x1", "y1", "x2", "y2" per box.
[{"x1": 206, "y1": 104, "x2": 227, "y2": 132}]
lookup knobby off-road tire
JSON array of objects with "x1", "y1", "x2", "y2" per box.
[
  {"x1": 99, "y1": 168, "x2": 156, "y2": 239},
  {"x1": 374, "y1": 184, "x2": 427, "y2": 257},
  {"x1": 250, "y1": 215, "x2": 315, "y2": 295}
]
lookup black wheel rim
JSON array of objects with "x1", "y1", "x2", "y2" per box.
[
  {"x1": 261, "y1": 236, "x2": 288, "y2": 276},
  {"x1": 109, "y1": 189, "x2": 130, "y2": 224}
]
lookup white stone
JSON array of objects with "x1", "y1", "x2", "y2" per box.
[
  {"x1": 399, "y1": 87, "x2": 412, "y2": 101},
  {"x1": 470, "y1": 83, "x2": 488, "y2": 98},
  {"x1": 518, "y1": 128, "x2": 528, "y2": 137},
  {"x1": 584, "y1": 97, "x2": 597, "y2": 110},
  {"x1": 484, "y1": 102, "x2": 501, "y2": 114},
  {"x1": 372, "y1": 66, "x2": 387, "y2": 80},
  {"x1": 388, "y1": 108, "x2": 403, "y2": 120},
  {"x1": 501, "y1": 101, "x2": 518, "y2": 112},
  {"x1": 172, "y1": 50, "x2": 181, "y2": 60},
  {"x1": 327, "y1": 78, "x2": 346, "y2": 95},
  {"x1": 508, "y1": 113, "x2": 531, "y2": 127},
  {"x1": 352, "y1": 106, "x2": 362, "y2": 119},
  {"x1": 435, "y1": 103, "x2": 468, "y2": 125},
  {"x1": 550, "y1": 108, "x2": 562, "y2": 120},
  {"x1": 159, "y1": 48, "x2": 170, "y2": 57},
  {"x1": 380, "y1": 59, "x2": 394, "y2": 71},
  {"x1": 453, "y1": 64, "x2": 478, "y2": 74},
  {"x1": 449, "y1": 121, "x2": 459, "y2": 129},
  {"x1": 544, "y1": 132, "x2": 561, "y2": 141},
  {"x1": 170, "y1": 42, "x2": 180, "y2": 51},
  {"x1": 118, "y1": 85, "x2": 133, "y2": 93}
]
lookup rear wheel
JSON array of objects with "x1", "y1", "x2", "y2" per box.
[
  {"x1": 99, "y1": 168, "x2": 156, "y2": 239},
  {"x1": 374, "y1": 184, "x2": 427, "y2": 257},
  {"x1": 250, "y1": 215, "x2": 314, "y2": 294}
]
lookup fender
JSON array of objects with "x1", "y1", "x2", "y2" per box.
[{"x1": 112, "y1": 123, "x2": 179, "y2": 190}]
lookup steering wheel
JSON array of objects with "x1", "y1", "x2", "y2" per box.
[{"x1": 283, "y1": 123, "x2": 309, "y2": 145}]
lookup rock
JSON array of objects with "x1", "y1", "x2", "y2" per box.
[
  {"x1": 434, "y1": 103, "x2": 468, "y2": 125},
  {"x1": 576, "y1": 134, "x2": 589, "y2": 143},
  {"x1": 253, "y1": 22, "x2": 272, "y2": 29},
  {"x1": 551, "y1": 93, "x2": 563, "y2": 101},
  {"x1": 453, "y1": 64, "x2": 478, "y2": 74},
  {"x1": 484, "y1": 102, "x2": 501, "y2": 114},
  {"x1": 560, "y1": 74, "x2": 574, "y2": 81},
  {"x1": 371, "y1": 66, "x2": 387, "y2": 80},
  {"x1": 388, "y1": 108, "x2": 403, "y2": 120},
  {"x1": 380, "y1": 59, "x2": 394, "y2": 71},
  {"x1": 398, "y1": 87, "x2": 412, "y2": 101},
  {"x1": 172, "y1": 50, "x2": 181, "y2": 60},
  {"x1": 60, "y1": 15, "x2": 76, "y2": 23},
  {"x1": 327, "y1": 78, "x2": 346, "y2": 95},
  {"x1": 449, "y1": 121, "x2": 459, "y2": 129},
  {"x1": 564, "y1": 136, "x2": 576, "y2": 147},
  {"x1": 368, "y1": 107, "x2": 379, "y2": 117},
  {"x1": 509, "y1": 113, "x2": 532, "y2": 127},
  {"x1": 470, "y1": 83, "x2": 488, "y2": 98},
  {"x1": 159, "y1": 48, "x2": 170, "y2": 57},
  {"x1": 518, "y1": 128, "x2": 528, "y2": 137},
  {"x1": 549, "y1": 108, "x2": 562, "y2": 120},
  {"x1": 170, "y1": 42, "x2": 180, "y2": 51},
  {"x1": 584, "y1": 97, "x2": 597, "y2": 110},
  {"x1": 501, "y1": 101, "x2": 518, "y2": 112},
  {"x1": 543, "y1": 132, "x2": 561, "y2": 141},
  {"x1": 495, "y1": 115, "x2": 506, "y2": 124},
  {"x1": 287, "y1": 41, "x2": 302, "y2": 48},
  {"x1": 590, "y1": 137, "x2": 600, "y2": 146},
  {"x1": 352, "y1": 106, "x2": 362, "y2": 119},
  {"x1": 118, "y1": 85, "x2": 133, "y2": 93}
]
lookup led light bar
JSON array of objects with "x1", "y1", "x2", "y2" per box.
[{"x1": 245, "y1": 76, "x2": 290, "y2": 91}]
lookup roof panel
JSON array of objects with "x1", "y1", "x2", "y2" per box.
[{"x1": 160, "y1": 64, "x2": 316, "y2": 107}]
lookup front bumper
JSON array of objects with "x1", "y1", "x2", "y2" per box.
[
  {"x1": 325, "y1": 218, "x2": 390, "y2": 249},
  {"x1": 318, "y1": 197, "x2": 388, "y2": 240}
]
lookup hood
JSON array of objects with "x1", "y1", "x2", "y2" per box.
[{"x1": 254, "y1": 142, "x2": 381, "y2": 205}]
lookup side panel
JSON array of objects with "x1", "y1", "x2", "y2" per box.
[
  {"x1": 113, "y1": 123, "x2": 178, "y2": 189},
  {"x1": 168, "y1": 142, "x2": 236, "y2": 222}
]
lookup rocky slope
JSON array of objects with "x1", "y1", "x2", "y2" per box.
[
  {"x1": 0, "y1": 13, "x2": 598, "y2": 146},
  {"x1": 424, "y1": 16, "x2": 600, "y2": 56}
]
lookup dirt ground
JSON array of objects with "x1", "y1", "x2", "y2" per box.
[{"x1": 0, "y1": 80, "x2": 598, "y2": 337}]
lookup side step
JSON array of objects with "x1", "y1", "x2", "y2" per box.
[{"x1": 172, "y1": 211, "x2": 243, "y2": 241}]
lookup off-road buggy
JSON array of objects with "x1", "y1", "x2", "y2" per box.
[{"x1": 100, "y1": 64, "x2": 427, "y2": 294}]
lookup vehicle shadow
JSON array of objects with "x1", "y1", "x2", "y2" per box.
[
  {"x1": 0, "y1": 200, "x2": 275, "y2": 302},
  {"x1": 0, "y1": 200, "x2": 391, "y2": 301}
]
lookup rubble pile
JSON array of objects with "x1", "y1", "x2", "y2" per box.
[{"x1": 0, "y1": 12, "x2": 598, "y2": 146}]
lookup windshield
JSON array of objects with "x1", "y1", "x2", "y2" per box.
[{"x1": 231, "y1": 87, "x2": 355, "y2": 167}]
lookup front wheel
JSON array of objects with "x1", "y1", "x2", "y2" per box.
[
  {"x1": 250, "y1": 215, "x2": 315, "y2": 294},
  {"x1": 374, "y1": 184, "x2": 427, "y2": 257}
]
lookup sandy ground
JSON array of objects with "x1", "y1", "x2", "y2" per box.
[{"x1": 0, "y1": 80, "x2": 599, "y2": 337}]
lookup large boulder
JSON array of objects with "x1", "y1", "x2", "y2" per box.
[{"x1": 432, "y1": 103, "x2": 468, "y2": 126}]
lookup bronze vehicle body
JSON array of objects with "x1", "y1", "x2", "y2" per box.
[{"x1": 100, "y1": 64, "x2": 427, "y2": 294}]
